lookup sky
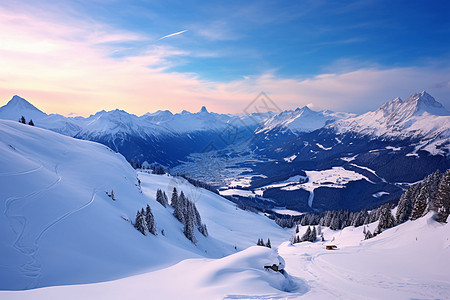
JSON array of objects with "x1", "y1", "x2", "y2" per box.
[{"x1": 0, "y1": 0, "x2": 448, "y2": 116}]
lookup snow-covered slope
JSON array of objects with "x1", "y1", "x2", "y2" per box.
[
  {"x1": 257, "y1": 106, "x2": 354, "y2": 134},
  {"x1": 0, "y1": 119, "x2": 289, "y2": 290},
  {"x1": 3, "y1": 213, "x2": 449, "y2": 299},
  {"x1": 279, "y1": 212, "x2": 450, "y2": 299},
  {"x1": 330, "y1": 91, "x2": 450, "y2": 140}
]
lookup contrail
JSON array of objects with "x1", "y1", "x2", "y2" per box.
[{"x1": 158, "y1": 30, "x2": 188, "y2": 41}]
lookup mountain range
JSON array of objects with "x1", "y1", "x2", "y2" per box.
[{"x1": 0, "y1": 91, "x2": 449, "y2": 213}]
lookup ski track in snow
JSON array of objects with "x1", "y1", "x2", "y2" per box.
[
  {"x1": 4, "y1": 164, "x2": 62, "y2": 288},
  {"x1": 281, "y1": 243, "x2": 450, "y2": 300},
  {"x1": 3, "y1": 161, "x2": 102, "y2": 289},
  {"x1": 0, "y1": 165, "x2": 43, "y2": 177}
]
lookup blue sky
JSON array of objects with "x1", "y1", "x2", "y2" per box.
[
  {"x1": 0, "y1": 0, "x2": 448, "y2": 115},
  {"x1": 69, "y1": 0, "x2": 449, "y2": 80}
]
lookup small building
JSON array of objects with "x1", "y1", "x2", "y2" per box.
[{"x1": 326, "y1": 245, "x2": 337, "y2": 250}]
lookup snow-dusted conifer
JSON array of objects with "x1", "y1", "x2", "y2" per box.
[
  {"x1": 184, "y1": 210, "x2": 197, "y2": 244},
  {"x1": 173, "y1": 191, "x2": 186, "y2": 223},
  {"x1": 266, "y1": 238, "x2": 271, "y2": 248},
  {"x1": 135, "y1": 209, "x2": 148, "y2": 236},
  {"x1": 330, "y1": 216, "x2": 340, "y2": 230},
  {"x1": 198, "y1": 223, "x2": 208, "y2": 237},
  {"x1": 310, "y1": 226, "x2": 317, "y2": 242},
  {"x1": 145, "y1": 204, "x2": 157, "y2": 235},
  {"x1": 301, "y1": 226, "x2": 312, "y2": 242},
  {"x1": 396, "y1": 186, "x2": 415, "y2": 223},
  {"x1": 434, "y1": 169, "x2": 450, "y2": 223},
  {"x1": 410, "y1": 188, "x2": 428, "y2": 220},
  {"x1": 170, "y1": 187, "x2": 178, "y2": 207},
  {"x1": 162, "y1": 191, "x2": 169, "y2": 207},
  {"x1": 156, "y1": 189, "x2": 167, "y2": 207},
  {"x1": 377, "y1": 204, "x2": 396, "y2": 230},
  {"x1": 364, "y1": 230, "x2": 373, "y2": 240}
]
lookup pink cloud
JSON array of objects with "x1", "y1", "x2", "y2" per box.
[{"x1": 0, "y1": 6, "x2": 448, "y2": 117}]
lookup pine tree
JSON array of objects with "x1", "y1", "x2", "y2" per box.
[
  {"x1": 330, "y1": 216, "x2": 340, "y2": 230},
  {"x1": 396, "y1": 186, "x2": 415, "y2": 223},
  {"x1": 173, "y1": 191, "x2": 186, "y2": 223},
  {"x1": 364, "y1": 230, "x2": 373, "y2": 240},
  {"x1": 184, "y1": 209, "x2": 197, "y2": 244},
  {"x1": 295, "y1": 225, "x2": 299, "y2": 233},
  {"x1": 162, "y1": 192, "x2": 169, "y2": 207},
  {"x1": 410, "y1": 188, "x2": 428, "y2": 220},
  {"x1": 377, "y1": 204, "x2": 396, "y2": 231},
  {"x1": 28, "y1": 119, "x2": 34, "y2": 126},
  {"x1": 198, "y1": 224, "x2": 208, "y2": 237},
  {"x1": 110, "y1": 189, "x2": 116, "y2": 201},
  {"x1": 266, "y1": 238, "x2": 271, "y2": 248},
  {"x1": 301, "y1": 226, "x2": 312, "y2": 242},
  {"x1": 310, "y1": 227, "x2": 317, "y2": 242},
  {"x1": 135, "y1": 209, "x2": 148, "y2": 236},
  {"x1": 145, "y1": 204, "x2": 157, "y2": 235},
  {"x1": 170, "y1": 187, "x2": 178, "y2": 207},
  {"x1": 156, "y1": 189, "x2": 167, "y2": 207},
  {"x1": 19, "y1": 116, "x2": 26, "y2": 124},
  {"x1": 434, "y1": 169, "x2": 450, "y2": 223},
  {"x1": 193, "y1": 203, "x2": 202, "y2": 226}
]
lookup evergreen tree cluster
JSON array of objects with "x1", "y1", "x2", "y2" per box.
[
  {"x1": 156, "y1": 189, "x2": 169, "y2": 207},
  {"x1": 396, "y1": 169, "x2": 450, "y2": 223},
  {"x1": 19, "y1": 116, "x2": 34, "y2": 126},
  {"x1": 170, "y1": 187, "x2": 208, "y2": 245},
  {"x1": 256, "y1": 238, "x2": 271, "y2": 248},
  {"x1": 134, "y1": 204, "x2": 157, "y2": 236},
  {"x1": 277, "y1": 208, "x2": 382, "y2": 230},
  {"x1": 277, "y1": 168, "x2": 449, "y2": 241},
  {"x1": 292, "y1": 226, "x2": 317, "y2": 244}
]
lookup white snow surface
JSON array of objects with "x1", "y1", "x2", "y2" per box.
[
  {"x1": 0, "y1": 120, "x2": 289, "y2": 290},
  {"x1": 2, "y1": 213, "x2": 449, "y2": 299}
]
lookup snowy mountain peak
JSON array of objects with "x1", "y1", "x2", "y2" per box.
[
  {"x1": 257, "y1": 105, "x2": 350, "y2": 134},
  {"x1": 330, "y1": 92, "x2": 450, "y2": 143},
  {"x1": 403, "y1": 91, "x2": 449, "y2": 116},
  {"x1": 0, "y1": 95, "x2": 47, "y2": 121},
  {"x1": 200, "y1": 106, "x2": 208, "y2": 113},
  {"x1": 6, "y1": 95, "x2": 45, "y2": 113}
]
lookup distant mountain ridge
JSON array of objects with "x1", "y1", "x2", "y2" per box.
[
  {"x1": 1, "y1": 91, "x2": 449, "y2": 213},
  {"x1": 329, "y1": 91, "x2": 450, "y2": 140}
]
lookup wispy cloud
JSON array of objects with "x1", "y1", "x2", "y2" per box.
[
  {"x1": 157, "y1": 30, "x2": 188, "y2": 41},
  {"x1": 0, "y1": 3, "x2": 449, "y2": 117}
]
